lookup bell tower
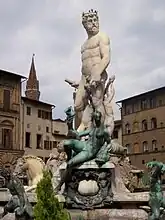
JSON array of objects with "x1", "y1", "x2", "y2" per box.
[{"x1": 25, "y1": 54, "x2": 40, "y2": 100}]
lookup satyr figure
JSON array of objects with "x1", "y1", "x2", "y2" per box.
[
  {"x1": 65, "y1": 9, "x2": 111, "y2": 132},
  {"x1": 0, "y1": 168, "x2": 33, "y2": 220},
  {"x1": 146, "y1": 161, "x2": 165, "y2": 220}
]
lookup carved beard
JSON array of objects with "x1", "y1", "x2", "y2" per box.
[{"x1": 84, "y1": 22, "x2": 99, "y2": 35}]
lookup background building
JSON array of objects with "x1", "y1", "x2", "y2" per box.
[
  {"x1": 0, "y1": 69, "x2": 25, "y2": 170},
  {"x1": 52, "y1": 118, "x2": 67, "y2": 144},
  {"x1": 112, "y1": 120, "x2": 122, "y2": 145},
  {"x1": 20, "y1": 56, "x2": 67, "y2": 163},
  {"x1": 117, "y1": 86, "x2": 165, "y2": 169}
]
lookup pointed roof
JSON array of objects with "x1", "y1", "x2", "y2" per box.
[
  {"x1": 28, "y1": 54, "x2": 37, "y2": 81},
  {"x1": 25, "y1": 54, "x2": 40, "y2": 101}
]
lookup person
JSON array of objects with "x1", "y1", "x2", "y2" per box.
[{"x1": 65, "y1": 9, "x2": 111, "y2": 132}]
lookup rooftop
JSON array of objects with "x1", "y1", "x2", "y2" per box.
[
  {"x1": 116, "y1": 86, "x2": 165, "y2": 103},
  {"x1": 21, "y1": 96, "x2": 55, "y2": 107},
  {"x1": 0, "y1": 69, "x2": 26, "y2": 79}
]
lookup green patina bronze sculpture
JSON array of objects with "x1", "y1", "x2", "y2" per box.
[
  {"x1": 64, "y1": 109, "x2": 111, "y2": 168},
  {"x1": 0, "y1": 168, "x2": 33, "y2": 220},
  {"x1": 56, "y1": 108, "x2": 111, "y2": 192},
  {"x1": 146, "y1": 161, "x2": 165, "y2": 220}
]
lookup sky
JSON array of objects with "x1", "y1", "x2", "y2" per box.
[{"x1": 0, "y1": 0, "x2": 165, "y2": 120}]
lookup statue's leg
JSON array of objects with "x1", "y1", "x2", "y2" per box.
[
  {"x1": 64, "y1": 140, "x2": 85, "y2": 154},
  {"x1": 55, "y1": 141, "x2": 86, "y2": 191},
  {"x1": 67, "y1": 150, "x2": 92, "y2": 168},
  {"x1": 75, "y1": 81, "x2": 87, "y2": 131},
  {"x1": 75, "y1": 80, "x2": 86, "y2": 110}
]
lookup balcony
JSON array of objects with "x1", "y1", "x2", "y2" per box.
[{"x1": 0, "y1": 103, "x2": 20, "y2": 113}]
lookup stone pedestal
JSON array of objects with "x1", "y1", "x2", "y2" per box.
[
  {"x1": 61, "y1": 161, "x2": 115, "y2": 209},
  {"x1": 69, "y1": 209, "x2": 148, "y2": 220}
]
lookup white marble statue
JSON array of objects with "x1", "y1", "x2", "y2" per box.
[{"x1": 65, "y1": 9, "x2": 115, "y2": 136}]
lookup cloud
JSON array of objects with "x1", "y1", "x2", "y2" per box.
[{"x1": 0, "y1": 0, "x2": 165, "y2": 120}]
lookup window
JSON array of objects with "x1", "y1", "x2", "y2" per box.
[
  {"x1": 27, "y1": 124, "x2": 30, "y2": 128},
  {"x1": 133, "y1": 121, "x2": 139, "y2": 132},
  {"x1": 46, "y1": 126, "x2": 49, "y2": 133},
  {"x1": 125, "y1": 144, "x2": 131, "y2": 154},
  {"x1": 150, "y1": 98, "x2": 156, "y2": 108},
  {"x1": 25, "y1": 132, "x2": 31, "y2": 148},
  {"x1": 45, "y1": 112, "x2": 49, "y2": 119},
  {"x1": 133, "y1": 143, "x2": 140, "y2": 154},
  {"x1": 132, "y1": 102, "x2": 139, "y2": 113},
  {"x1": 143, "y1": 141, "x2": 148, "y2": 152},
  {"x1": 125, "y1": 105, "x2": 132, "y2": 115},
  {"x1": 3, "y1": 89, "x2": 10, "y2": 111},
  {"x1": 160, "y1": 122, "x2": 164, "y2": 128},
  {"x1": 39, "y1": 110, "x2": 52, "y2": 120},
  {"x1": 142, "y1": 120, "x2": 148, "y2": 131},
  {"x1": 142, "y1": 160, "x2": 145, "y2": 164},
  {"x1": 50, "y1": 141, "x2": 52, "y2": 150},
  {"x1": 44, "y1": 140, "x2": 49, "y2": 150},
  {"x1": 36, "y1": 134, "x2": 42, "y2": 149},
  {"x1": 2, "y1": 128, "x2": 12, "y2": 149},
  {"x1": 151, "y1": 118, "x2": 157, "y2": 129},
  {"x1": 26, "y1": 107, "x2": 31, "y2": 115},
  {"x1": 152, "y1": 140, "x2": 157, "y2": 151},
  {"x1": 125, "y1": 123, "x2": 131, "y2": 134},
  {"x1": 38, "y1": 109, "x2": 41, "y2": 118},
  {"x1": 141, "y1": 99, "x2": 147, "y2": 110}
]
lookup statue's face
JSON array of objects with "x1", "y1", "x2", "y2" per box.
[{"x1": 83, "y1": 15, "x2": 99, "y2": 35}]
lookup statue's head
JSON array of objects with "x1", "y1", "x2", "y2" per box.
[{"x1": 82, "y1": 9, "x2": 99, "y2": 36}]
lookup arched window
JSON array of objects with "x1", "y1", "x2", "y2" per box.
[
  {"x1": 125, "y1": 123, "x2": 130, "y2": 134},
  {"x1": 142, "y1": 120, "x2": 148, "y2": 131},
  {"x1": 125, "y1": 144, "x2": 131, "y2": 154},
  {"x1": 133, "y1": 142, "x2": 140, "y2": 154},
  {"x1": 152, "y1": 140, "x2": 157, "y2": 151},
  {"x1": 151, "y1": 118, "x2": 157, "y2": 129},
  {"x1": 133, "y1": 121, "x2": 139, "y2": 132},
  {"x1": 143, "y1": 141, "x2": 148, "y2": 152}
]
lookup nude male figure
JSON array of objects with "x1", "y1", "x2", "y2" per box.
[{"x1": 65, "y1": 9, "x2": 111, "y2": 132}]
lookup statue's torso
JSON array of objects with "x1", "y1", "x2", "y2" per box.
[
  {"x1": 86, "y1": 126, "x2": 106, "y2": 154},
  {"x1": 81, "y1": 32, "x2": 107, "y2": 80}
]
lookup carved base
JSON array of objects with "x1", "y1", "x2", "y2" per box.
[{"x1": 63, "y1": 161, "x2": 114, "y2": 209}]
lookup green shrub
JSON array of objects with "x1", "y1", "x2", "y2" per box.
[{"x1": 34, "y1": 170, "x2": 70, "y2": 220}]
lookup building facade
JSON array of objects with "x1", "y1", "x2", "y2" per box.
[
  {"x1": 20, "y1": 56, "x2": 67, "y2": 163},
  {"x1": 0, "y1": 69, "x2": 25, "y2": 170},
  {"x1": 52, "y1": 118, "x2": 67, "y2": 143},
  {"x1": 118, "y1": 87, "x2": 165, "y2": 169},
  {"x1": 21, "y1": 97, "x2": 56, "y2": 162}
]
